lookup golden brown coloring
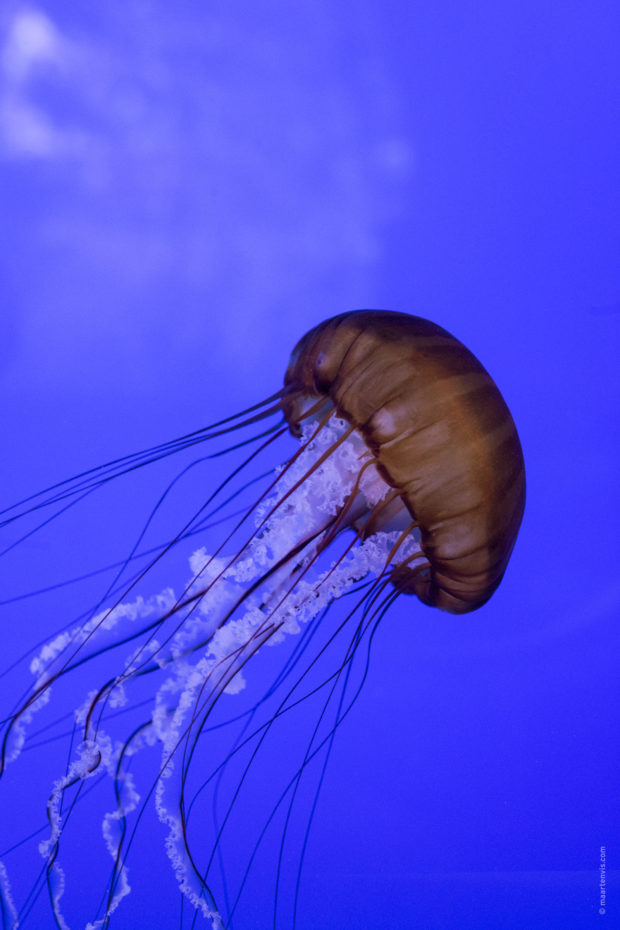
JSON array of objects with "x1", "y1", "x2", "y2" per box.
[{"x1": 282, "y1": 310, "x2": 525, "y2": 613}]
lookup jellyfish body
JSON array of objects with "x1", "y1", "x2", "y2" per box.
[
  {"x1": 283, "y1": 310, "x2": 526, "y2": 612},
  {"x1": 0, "y1": 311, "x2": 524, "y2": 929}
]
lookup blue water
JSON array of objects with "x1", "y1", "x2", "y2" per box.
[{"x1": 1, "y1": 2, "x2": 618, "y2": 928}]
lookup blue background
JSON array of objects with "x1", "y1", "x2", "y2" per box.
[{"x1": 1, "y1": 2, "x2": 619, "y2": 928}]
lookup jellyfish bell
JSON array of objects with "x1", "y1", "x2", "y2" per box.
[
  {"x1": 284, "y1": 310, "x2": 526, "y2": 612},
  {"x1": 0, "y1": 310, "x2": 524, "y2": 929}
]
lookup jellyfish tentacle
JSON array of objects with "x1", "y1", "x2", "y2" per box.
[
  {"x1": 6, "y1": 404, "x2": 421, "y2": 929},
  {"x1": 174, "y1": 525, "x2": 344, "y2": 893},
  {"x1": 225, "y1": 582, "x2": 397, "y2": 929},
  {"x1": 25, "y1": 414, "x2": 368, "y2": 928},
  {"x1": 96, "y1": 408, "x2": 337, "y2": 682},
  {"x1": 184, "y1": 581, "x2": 393, "y2": 928},
  {"x1": 0, "y1": 860, "x2": 19, "y2": 930},
  {"x1": 42, "y1": 740, "x2": 104, "y2": 930},
  {"x1": 272, "y1": 587, "x2": 366, "y2": 928},
  {"x1": 91, "y1": 721, "x2": 156, "y2": 930},
  {"x1": 96, "y1": 412, "x2": 352, "y2": 696},
  {"x1": 314, "y1": 455, "x2": 377, "y2": 552},
  {"x1": 84, "y1": 509, "x2": 338, "y2": 757},
  {"x1": 204, "y1": 604, "x2": 337, "y2": 922},
  {"x1": 176, "y1": 423, "x2": 406, "y2": 774},
  {"x1": 189, "y1": 581, "x2": 393, "y2": 930},
  {"x1": 86, "y1": 421, "x2": 284, "y2": 637},
  {"x1": 87, "y1": 520, "x2": 332, "y2": 920},
  {"x1": 179, "y1": 539, "x2": 406, "y2": 920},
  {"x1": 164, "y1": 539, "x2": 406, "y2": 916},
  {"x1": 291, "y1": 588, "x2": 401, "y2": 930},
  {"x1": 178, "y1": 507, "x2": 345, "y2": 752},
  {"x1": 0, "y1": 416, "x2": 308, "y2": 909},
  {"x1": 2, "y1": 413, "x2": 288, "y2": 743},
  {"x1": 0, "y1": 422, "x2": 292, "y2": 777},
  {"x1": 0, "y1": 391, "x2": 285, "y2": 529},
  {"x1": 0, "y1": 465, "x2": 273, "y2": 716}
]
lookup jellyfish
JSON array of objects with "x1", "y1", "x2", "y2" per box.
[{"x1": 0, "y1": 310, "x2": 525, "y2": 929}]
